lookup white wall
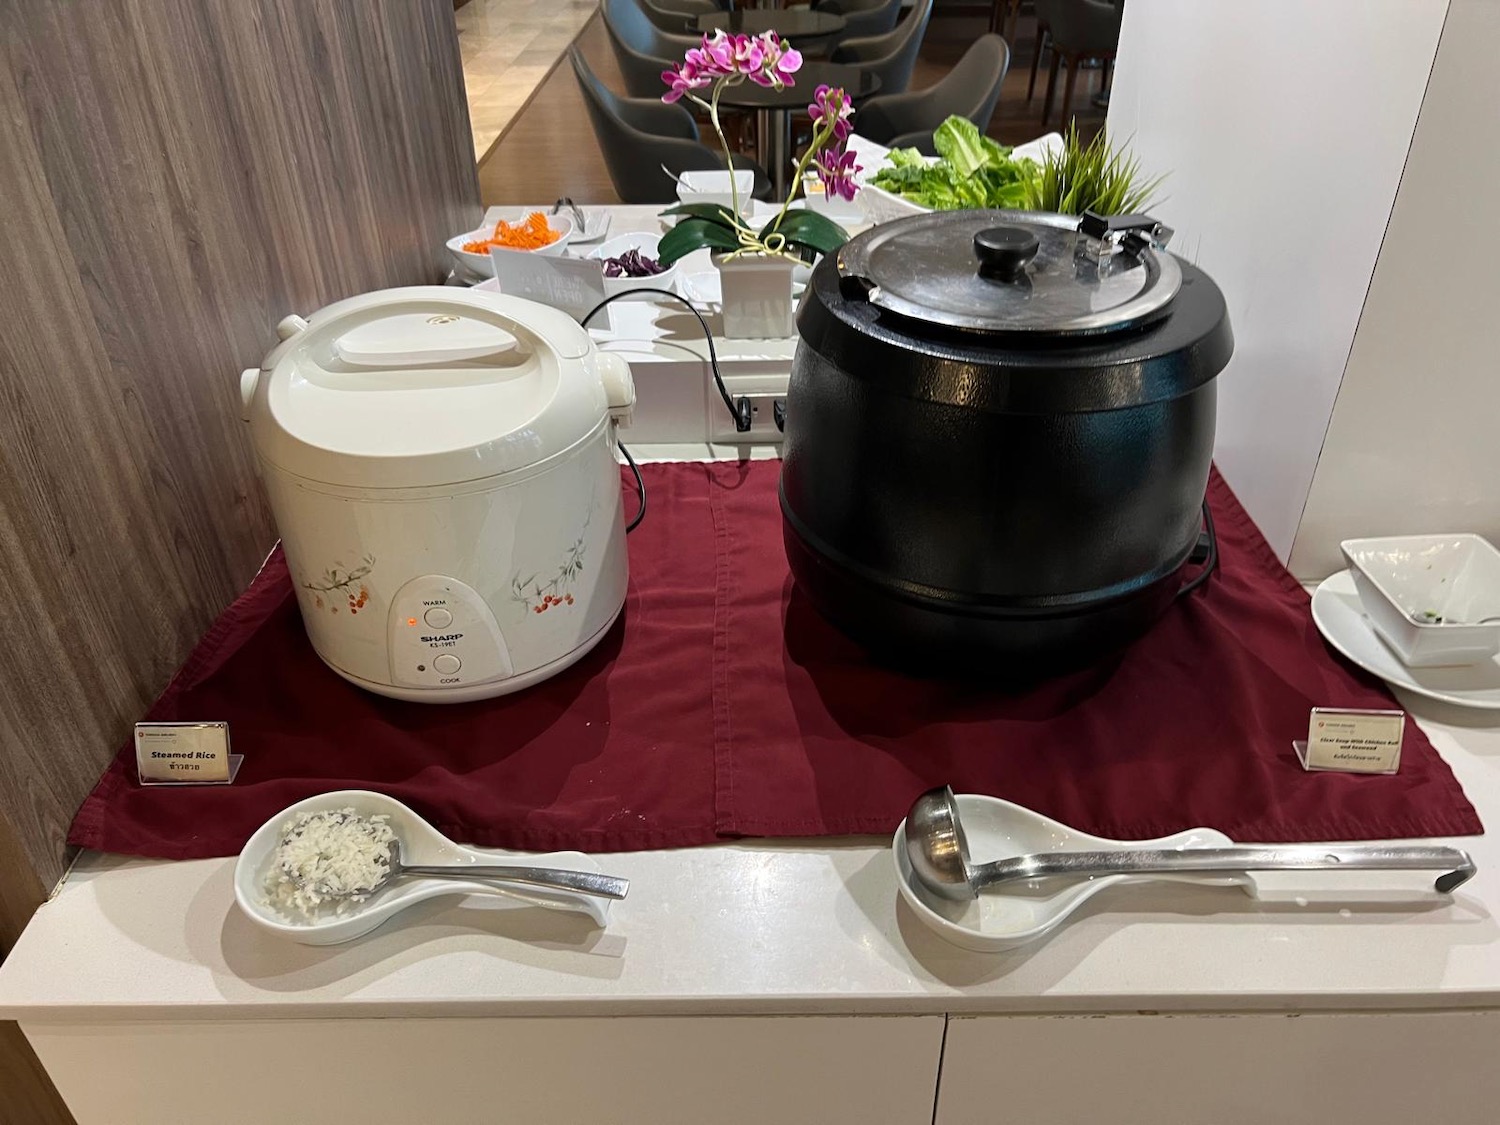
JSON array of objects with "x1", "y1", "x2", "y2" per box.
[
  {"x1": 1289, "y1": 0, "x2": 1500, "y2": 579},
  {"x1": 1108, "y1": 0, "x2": 1449, "y2": 559}
]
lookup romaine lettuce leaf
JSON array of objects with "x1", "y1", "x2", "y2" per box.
[
  {"x1": 933, "y1": 116, "x2": 987, "y2": 178},
  {"x1": 868, "y1": 119, "x2": 1041, "y2": 211}
]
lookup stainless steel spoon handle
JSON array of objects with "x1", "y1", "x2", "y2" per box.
[
  {"x1": 398, "y1": 864, "x2": 629, "y2": 900},
  {"x1": 973, "y1": 845, "x2": 1476, "y2": 895}
]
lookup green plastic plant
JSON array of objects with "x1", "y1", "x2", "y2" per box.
[{"x1": 1024, "y1": 121, "x2": 1164, "y2": 216}]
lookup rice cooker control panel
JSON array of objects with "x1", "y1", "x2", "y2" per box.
[{"x1": 387, "y1": 575, "x2": 514, "y2": 690}]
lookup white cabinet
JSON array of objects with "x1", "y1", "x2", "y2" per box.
[
  {"x1": 26, "y1": 1014, "x2": 945, "y2": 1125},
  {"x1": 934, "y1": 1011, "x2": 1500, "y2": 1125}
]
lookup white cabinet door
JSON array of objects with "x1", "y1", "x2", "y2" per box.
[
  {"x1": 936, "y1": 1011, "x2": 1500, "y2": 1125},
  {"x1": 28, "y1": 1014, "x2": 944, "y2": 1125}
]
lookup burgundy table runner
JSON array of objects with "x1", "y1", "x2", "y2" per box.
[{"x1": 69, "y1": 461, "x2": 1482, "y2": 859}]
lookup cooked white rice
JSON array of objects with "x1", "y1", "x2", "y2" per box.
[{"x1": 263, "y1": 807, "x2": 396, "y2": 921}]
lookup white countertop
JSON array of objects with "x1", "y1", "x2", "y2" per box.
[
  {"x1": 1, "y1": 656, "x2": 1494, "y2": 1025},
  {"x1": 2, "y1": 205, "x2": 1495, "y2": 1027}
]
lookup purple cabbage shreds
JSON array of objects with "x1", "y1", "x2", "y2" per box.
[{"x1": 601, "y1": 249, "x2": 665, "y2": 278}]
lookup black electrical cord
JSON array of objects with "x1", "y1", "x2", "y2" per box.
[
  {"x1": 1177, "y1": 499, "x2": 1218, "y2": 599},
  {"x1": 581, "y1": 287, "x2": 752, "y2": 432},
  {"x1": 617, "y1": 438, "x2": 646, "y2": 533}
]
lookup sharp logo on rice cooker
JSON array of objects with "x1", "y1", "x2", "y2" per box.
[{"x1": 421, "y1": 633, "x2": 463, "y2": 643}]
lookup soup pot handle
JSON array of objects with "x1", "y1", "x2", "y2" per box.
[{"x1": 1177, "y1": 499, "x2": 1218, "y2": 599}]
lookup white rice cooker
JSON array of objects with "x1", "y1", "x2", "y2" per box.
[{"x1": 239, "y1": 286, "x2": 636, "y2": 703}]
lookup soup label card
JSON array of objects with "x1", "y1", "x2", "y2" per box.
[
  {"x1": 1294, "y1": 708, "x2": 1405, "y2": 775},
  {"x1": 135, "y1": 721, "x2": 242, "y2": 786}
]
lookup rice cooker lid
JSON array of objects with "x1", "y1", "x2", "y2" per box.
[
  {"x1": 836, "y1": 209, "x2": 1181, "y2": 336},
  {"x1": 250, "y1": 287, "x2": 612, "y2": 489}
]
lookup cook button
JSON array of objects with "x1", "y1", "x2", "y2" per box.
[
  {"x1": 424, "y1": 607, "x2": 454, "y2": 629},
  {"x1": 433, "y1": 654, "x2": 461, "y2": 675}
]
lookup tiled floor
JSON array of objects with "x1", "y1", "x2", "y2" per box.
[{"x1": 457, "y1": 0, "x2": 599, "y2": 160}]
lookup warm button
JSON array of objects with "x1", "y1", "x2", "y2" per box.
[
  {"x1": 433, "y1": 654, "x2": 462, "y2": 675},
  {"x1": 424, "y1": 607, "x2": 454, "y2": 629}
]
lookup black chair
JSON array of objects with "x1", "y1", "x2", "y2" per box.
[
  {"x1": 814, "y1": 0, "x2": 902, "y2": 40},
  {"x1": 602, "y1": 0, "x2": 701, "y2": 99},
  {"x1": 1029, "y1": 0, "x2": 1121, "y2": 126},
  {"x1": 641, "y1": 0, "x2": 723, "y2": 34},
  {"x1": 571, "y1": 48, "x2": 772, "y2": 204},
  {"x1": 829, "y1": 0, "x2": 933, "y2": 97},
  {"x1": 649, "y1": 0, "x2": 726, "y2": 16},
  {"x1": 853, "y1": 34, "x2": 1011, "y2": 152}
]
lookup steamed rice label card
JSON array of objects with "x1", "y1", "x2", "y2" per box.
[{"x1": 135, "y1": 721, "x2": 242, "y2": 785}]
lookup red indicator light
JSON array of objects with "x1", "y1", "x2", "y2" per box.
[{"x1": 407, "y1": 617, "x2": 418, "y2": 626}]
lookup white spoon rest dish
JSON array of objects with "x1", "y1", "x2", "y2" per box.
[
  {"x1": 235, "y1": 789, "x2": 617, "y2": 945},
  {"x1": 893, "y1": 793, "x2": 1248, "y2": 953}
]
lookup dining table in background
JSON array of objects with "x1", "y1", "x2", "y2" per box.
[
  {"x1": 693, "y1": 8, "x2": 846, "y2": 52},
  {"x1": 714, "y1": 60, "x2": 880, "y2": 198}
]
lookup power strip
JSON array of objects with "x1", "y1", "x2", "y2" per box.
[
  {"x1": 591, "y1": 296, "x2": 793, "y2": 446},
  {"x1": 710, "y1": 387, "x2": 789, "y2": 445}
]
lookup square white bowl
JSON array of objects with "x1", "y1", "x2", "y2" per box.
[
  {"x1": 446, "y1": 213, "x2": 574, "y2": 278},
  {"x1": 1341, "y1": 534, "x2": 1500, "y2": 667},
  {"x1": 675, "y1": 170, "x2": 756, "y2": 216}
]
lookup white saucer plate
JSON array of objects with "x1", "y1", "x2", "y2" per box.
[
  {"x1": 569, "y1": 211, "x2": 612, "y2": 243},
  {"x1": 1311, "y1": 569, "x2": 1500, "y2": 709}
]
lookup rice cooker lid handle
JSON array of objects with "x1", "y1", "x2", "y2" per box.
[{"x1": 836, "y1": 209, "x2": 1182, "y2": 337}]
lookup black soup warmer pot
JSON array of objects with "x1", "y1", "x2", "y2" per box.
[{"x1": 780, "y1": 209, "x2": 1234, "y2": 672}]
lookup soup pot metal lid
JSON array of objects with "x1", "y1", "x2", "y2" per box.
[
  {"x1": 836, "y1": 209, "x2": 1181, "y2": 337},
  {"x1": 800, "y1": 208, "x2": 1232, "y2": 415}
]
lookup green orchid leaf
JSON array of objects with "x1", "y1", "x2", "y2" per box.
[
  {"x1": 657, "y1": 218, "x2": 742, "y2": 265},
  {"x1": 761, "y1": 209, "x2": 849, "y2": 255},
  {"x1": 660, "y1": 202, "x2": 742, "y2": 227}
]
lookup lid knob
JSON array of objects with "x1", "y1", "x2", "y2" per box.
[{"x1": 973, "y1": 227, "x2": 1040, "y2": 283}]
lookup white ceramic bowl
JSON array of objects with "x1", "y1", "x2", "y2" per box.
[
  {"x1": 234, "y1": 789, "x2": 611, "y2": 945},
  {"x1": 587, "y1": 232, "x2": 680, "y2": 297},
  {"x1": 675, "y1": 170, "x2": 755, "y2": 217},
  {"x1": 446, "y1": 213, "x2": 575, "y2": 278},
  {"x1": 1341, "y1": 534, "x2": 1500, "y2": 667}
]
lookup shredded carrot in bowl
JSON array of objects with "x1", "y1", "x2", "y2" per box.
[{"x1": 462, "y1": 211, "x2": 561, "y2": 253}]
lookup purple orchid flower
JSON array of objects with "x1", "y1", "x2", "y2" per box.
[
  {"x1": 662, "y1": 31, "x2": 801, "y2": 99},
  {"x1": 815, "y1": 145, "x2": 862, "y2": 202},
  {"x1": 733, "y1": 34, "x2": 768, "y2": 78},
  {"x1": 808, "y1": 84, "x2": 854, "y2": 142},
  {"x1": 759, "y1": 33, "x2": 802, "y2": 88},
  {"x1": 698, "y1": 30, "x2": 736, "y2": 75},
  {"x1": 661, "y1": 59, "x2": 710, "y2": 103}
]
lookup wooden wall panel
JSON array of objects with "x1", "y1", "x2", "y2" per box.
[
  {"x1": 0, "y1": 1019, "x2": 72, "y2": 1125},
  {"x1": 0, "y1": 0, "x2": 480, "y2": 905}
]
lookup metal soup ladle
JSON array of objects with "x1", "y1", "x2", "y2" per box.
[{"x1": 903, "y1": 786, "x2": 1477, "y2": 901}]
